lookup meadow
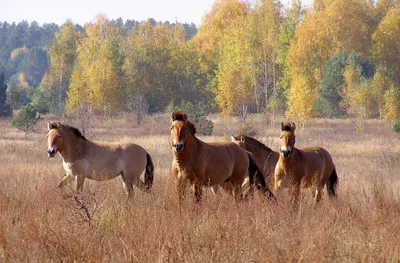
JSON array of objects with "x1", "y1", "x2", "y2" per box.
[{"x1": 0, "y1": 114, "x2": 399, "y2": 262}]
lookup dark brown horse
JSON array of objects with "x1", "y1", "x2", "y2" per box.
[
  {"x1": 230, "y1": 134, "x2": 279, "y2": 185},
  {"x1": 47, "y1": 122, "x2": 154, "y2": 197},
  {"x1": 274, "y1": 122, "x2": 338, "y2": 204},
  {"x1": 170, "y1": 111, "x2": 273, "y2": 203}
]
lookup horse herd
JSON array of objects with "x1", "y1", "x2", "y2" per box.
[{"x1": 46, "y1": 111, "x2": 338, "y2": 206}]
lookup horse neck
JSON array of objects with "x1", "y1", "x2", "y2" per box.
[
  {"x1": 246, "y1": 140, "x2": 274, "y2": 160},
  {"x1": 60, "y1": 133, "x2": 86, "y2": 162},
  {"x1": 173, "y1": 133, "x2": 199, "y2": 169}
]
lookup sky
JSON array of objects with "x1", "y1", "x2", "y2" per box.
[{"x1": 0, "y1": 0, "x2": 313, "y2": 27}]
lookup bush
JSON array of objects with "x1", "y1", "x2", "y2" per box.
[
  {"x1": 12, "y1": 104, "x2": 40, "y2": 133},
  {"x1": 393, "y1": 119, "x2": 400, "y2": 133},
  {"x1": 170, "y1": 100, "x2": 214, "y2": 135}
]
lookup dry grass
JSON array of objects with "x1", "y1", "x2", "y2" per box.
[{"x1": 0, "y1": 114, "x2": 399, "y2": 262}]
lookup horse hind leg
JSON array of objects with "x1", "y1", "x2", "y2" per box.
[
  {"x1": 120, "y1": 172, "x2": 134, "y2": 198},
  {"x1": 192, "y1": 183, "x2": 203, "y2": 203}
]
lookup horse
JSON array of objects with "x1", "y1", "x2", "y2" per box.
[
  {"x1": 230, "y1": 134, "x2": 279, "y2": 185},
  {"x1": 170, "y1": 111, "x2": 273, "y2": 203},
  {"x1": 46, "y1": 121, "x2": 154, "y2": 197},
  {"x1": 211, "y1": 134, "x2": 279, "y2": 196},
  {"x1": 274, "y1": 122, "x2": 338, "y2": 205}
]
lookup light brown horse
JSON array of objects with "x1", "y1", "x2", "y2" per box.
[
  {"x1": 47, "y1": 122, "x2": 154, "y2": 197},
  {"x1": 170, "y1": 111, "x2": 273, "y2": 203},
  {"x1": 274, "y1": 122, "x2": 338, "y2": 204}
]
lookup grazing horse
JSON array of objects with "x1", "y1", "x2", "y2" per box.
[
  {"x1": 274, "y1": 122, "x2": 338, "y2": 204},
  {"x1": 46, "y1": 122, "x2": 154, "y2": 197},
  {"x1": 170, "y1": 111, "x2": 273, "y2": 203}
]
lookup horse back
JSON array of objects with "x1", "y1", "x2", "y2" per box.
[
  {"x1": 200, "y1": 141, "x2": 249, "y2": 184},
  {"x1": 298, "y1": 146, "x2": 335, "y2": 183}
]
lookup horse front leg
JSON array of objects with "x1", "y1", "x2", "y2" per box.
[
  {"x1": 176, "y1": 172, "x2": 188, "y2": 202},
  {"x1": 59, "y1": 174, "x2": 75, "y2": 188},
  {"x1": 76, "y1": 174, "x2": 85, "y2": 191},
  {"x1": 192, "y1": 183, "x2": 202, "y2": 203}
]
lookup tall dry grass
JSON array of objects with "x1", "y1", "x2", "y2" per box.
[{"x1": 0, "y1": 114, "x2": 399, "y2": 262}]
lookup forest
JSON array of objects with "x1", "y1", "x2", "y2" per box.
[{"x1": 0, "y1": 0, "x2": 399, "y2": 127}]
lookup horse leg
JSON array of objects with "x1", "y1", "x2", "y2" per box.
[
  {"x1": 121, "y1": 173, "x2": 134, "y2": 198},
  {"x1": 210, "y1": 185, "x2": 219, "y2": 195},
  {"x1": 176, "y1": 174, "x2": 188, "y2": 202},
  {"x1": 290, "y1": 184, "x2": 300, "y2": 209},
  {"x1": 192, "y1": 183, "x2": 202, "y2": 203},
  {"x1": 314, "y1": 186, "x2": 323, "y2": 203},
  {"x1": 59, "y1": 174, "x2": 75, "y2": 188},
  {"x1": 233, "y1": 184, "x2": 243, "y2": 202},
  {"x1": 75, "y1": 175, "x2": 85, "y2": 191}
]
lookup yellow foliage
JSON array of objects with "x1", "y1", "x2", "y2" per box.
[
  {"x1": 10, "y1": 47, "x2": 28, "y2": 60},
  {"x1": 382, "y1": 86, "x2": 400, "y2": 122},
  {"x1": 286, "y1": 74, "x2": 316, "y2": 121}
]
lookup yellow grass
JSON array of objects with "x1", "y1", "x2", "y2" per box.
[{"x1": 0, "y1": 114, "x2": 399, "y2": 262}]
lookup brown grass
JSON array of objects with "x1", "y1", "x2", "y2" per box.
[{"x1": 0, "y1": 114, "x2": 399, "y2": 262}]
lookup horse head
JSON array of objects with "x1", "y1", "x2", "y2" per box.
[
  {"x1": 47, "y1": 121, "x2": 63, "y2": 158},
  {"x1": 170, "y1": 111, "x2": 196, "y2": 153},
  {"x1": 279, "y1": 122, "x2": 296, "y2": 159}
]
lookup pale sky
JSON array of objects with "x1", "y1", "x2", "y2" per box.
[{"x1": 0, "y1": 0, "x2": 313, "y2": 26}]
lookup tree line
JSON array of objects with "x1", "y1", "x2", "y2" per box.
[{"x1": 0, "y1": 0, "x2": 399, "y2": 128}]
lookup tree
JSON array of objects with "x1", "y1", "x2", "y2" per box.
[
  {"x1": 12, "y1": 104, "x2": 39, "y2": 133},
  {"x1": 48, "y1": 21, "x2": 77, "y2": 119},
  {"x1": 68, "y1": 15, "x2": 124, "y2": 117},
  {"x1": 0, "y1": 72, "x2": 12, "y2": 117},
  {"x1": 318, "y1": 52, "x2": 375, "y2": 118},
  {"x1": 372, "y1": 6, "x2": 400, "y2": 84},
  {"x1": 382, "y1": 85, "x2": 400, "y2": 123}
]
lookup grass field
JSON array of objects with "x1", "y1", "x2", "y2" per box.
[{"x1": 0, "y1": 114, "x2": 399, "y2": 262}]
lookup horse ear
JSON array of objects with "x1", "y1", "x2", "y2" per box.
[
  {"x1": 281, "y1": 122, "x2": 285, "y2": 131},
  {"x1": 240, "y1": 135, "x2": 245, "y2": 143},
  {"x1": 48, "y1": 122, "x2": 58, "y2": 130},
  {"x1": 171, "y1": 112, "x2": 176, "y2": 121},
  {"x1": 291, "y1": 122, "x2": 296, "y2": 132},
  {"x1": 182, "y1": 113, "x2": 188, "y2": 122},
  {"x1": 230, "y1": 135, "x2": 236, "y2": 142}
]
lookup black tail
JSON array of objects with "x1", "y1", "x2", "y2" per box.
[
  {"x1": 145, "y1": 153, "x2": 154, "y2": 191},
  {"x1": 248, "y1": 153, "x2": 275, "y2": 200},
  {"x1": 326, "y1": 168, "x2": 338, "y2": 198}
]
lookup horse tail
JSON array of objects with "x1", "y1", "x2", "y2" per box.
[
  {"x1": 326, "y1": 167, "x2": 338, "y2": 198},
  {"x1": 247, "y1": 153, "x2": 275, "y2": 200},
  {"x1": 145, "y1": 152, "x2": 154, "y2": 191}
]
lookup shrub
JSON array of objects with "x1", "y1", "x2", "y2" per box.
[
  {"x1": 12, "y1": 104, "x2": 40, "y2": 133},
  {"x1": 393, "y1": 119, "x2": 400, "y2": 133}
]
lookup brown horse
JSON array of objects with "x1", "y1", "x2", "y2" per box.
[
  {"x1": 47, "y1": 122, "x2": 154, "y2": 197},
  {"x1": 230, "y1": 134, "x2": 279, "y2": 185},
  {"x1": 170, "y1": 111, "x2": 273, "y2": 203},
  {"x1": 274, "y1": 122, "x2": 338, "y2": 204}
]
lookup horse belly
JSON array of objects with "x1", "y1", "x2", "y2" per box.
[{"x1": 82, "y1": 159, "x2": 122, "y2": 181}]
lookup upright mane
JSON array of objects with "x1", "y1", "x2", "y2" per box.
[
  {"x1": 281, "y1": 123, "x2": 294, "y2": 132},
  {"x1": 240, "y1": 135, "x2": 273, "y2": 152},
  {"x1": 49, "y1": 121, "x2": 86, "y2": 140},
  {"x1": 172, "y1": 111, "x2": 197, "y2": 135}
]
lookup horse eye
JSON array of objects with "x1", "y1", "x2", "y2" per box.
[
  {"x1": 279, "y1": 136, "x2": 282, "y2": 139},
  {"x1": 58, "y1": 135, "x2": 61, "y2": 139}
]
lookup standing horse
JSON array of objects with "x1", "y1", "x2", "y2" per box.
[
  {"x1": 46, "y1": 122, "x2": 154, "y2": 197},
  {"x1": 274, "y1": 122, "x2": 338, "y2": 204},
  {"x1": 230, "y1": 135, "x2": 279, "y2": 185},
  {"x1": 170, "y1": 111, "x2": 273, "y2": 203}
]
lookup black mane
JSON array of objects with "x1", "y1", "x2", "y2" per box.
[{"x1": 61, "y1": 124, "x2": 86, "y2": 140}]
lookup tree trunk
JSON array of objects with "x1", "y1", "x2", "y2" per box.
[{"x1": 58, "y1": 67, "x2": 64, "y2": 120}]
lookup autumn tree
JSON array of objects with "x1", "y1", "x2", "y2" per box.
[
  {"x1": 67, "y1": 15, "x2": 124, "y2": 117},
  {"x1": 287, "y1": 0, "x2": 373, "y2": 120},
  {"x1": 48, "y1": 21, "x2": 77, "y2": 119},
  {"x1": 372, "y1": 5, "x2": 400, "y2": 84}
]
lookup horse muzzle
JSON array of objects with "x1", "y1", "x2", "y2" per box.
[
  {"x1": 47, "y1": 148, "x2": 57, "y2": 158},
  {"x1": 173, "y1": 143, "x2": 184, "y2": 152},
  {"x1": 281, "y1": 149, "x2": 291, "y2": 159}
]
